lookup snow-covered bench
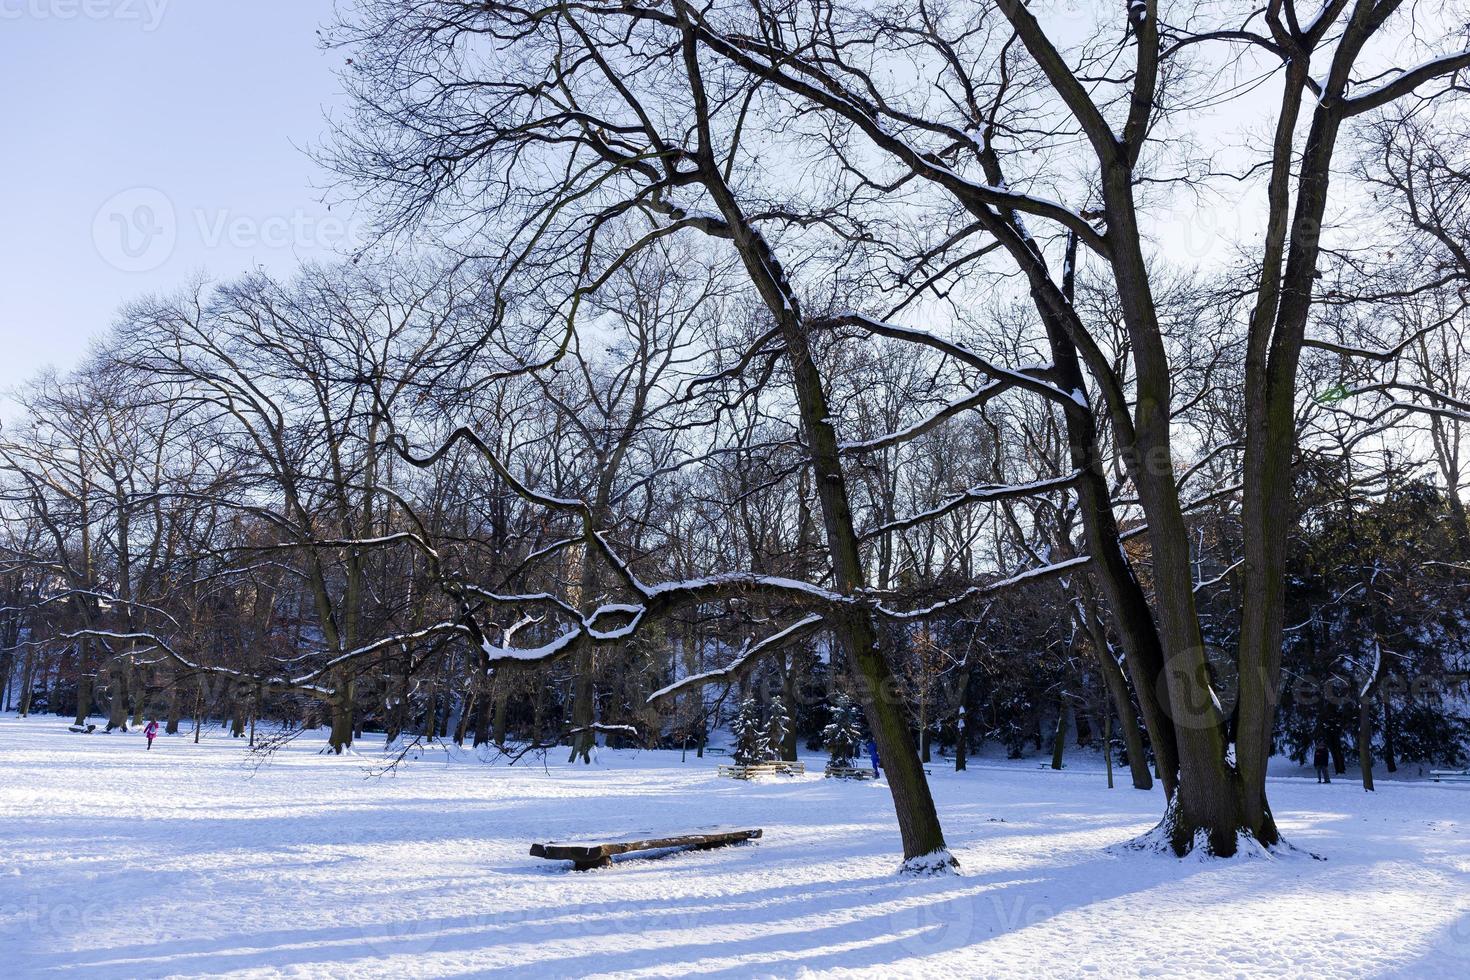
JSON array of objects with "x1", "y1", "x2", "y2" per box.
[
  {"x1": 716, "y1": 760, "x2": 806, "y2": 779},
  {"x1": 1431, "y1": 770, "x2": 1470, "y2": 782},
  {"x1": 530, "y1": 827, "x2": 762, "y2": 871}
]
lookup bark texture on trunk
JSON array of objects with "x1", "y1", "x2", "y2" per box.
[{"x1": 678, "y1": 63, "x2": 952, "y2": 867}]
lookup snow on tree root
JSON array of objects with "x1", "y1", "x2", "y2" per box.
[
  {"x1": 1114, "y1": 807, "x2": 1322, "y2": 863},
  {"x1": 899, "y1": 848, "x2": 960, "y2": 876}
]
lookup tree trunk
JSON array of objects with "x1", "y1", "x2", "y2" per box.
[
  {"x1": 230, "y1": 689, "x2": 246, "y2": 739},
  {"x1": 1038, "y1": 261, "x2": 1179, "y2": 800},
  {"x1": 781, "y1": 653, "x2": 799, "y2": 762},
  {"x1": 1078, "y1": 603, "x2": 1153, "y2": 791},
  {"x1": 1382, "y1": 694, "x2": 1397, "y2": 773},
  {"x1": 1050, "y1": 700, "x2": 1067, "y2": 770},
  {"x1": 328, "y1": 675, "x2": 354, "y2": 753},
  {"x1": 74, "y1": 647, "x2": 94, "y2": 726},
  {"x1": 492, "y1": 672, "x2": 510, "y2": 747},
  {"x1": 105, "y1": 660, "x2": 129, "y2": 731},
  {"x1": 165, "y1": 676, "x2": 182, "y2": 734},
  {"x1": 697, "y1": 148, "x2": 951, "y2": 867},
  {"x1": 1358, "y1": 695, "x2": 1376, "y2": 792},
  {"x1": 18, "y1": 644, "x2": 36, "y2": 717},
  {"x1": 919, "y1": 693, "x2": 931, "y2": 764},
  {"x1": 192, "y1": 682, "x2": 203, "y2": 744},
  {"x1": 568, "y1": 651, "x2": 595, "y2": 762},
  {"x1": 472, "y1": 680, "x2": 494, "y2": 748},
  {"x1": 423, "y1": 684, "x2": 439, "y2": 739},
  {"x1": 130, "y1": 663, "x2": 148, "y2": 728},
  {"x1": 955, "y1": 705, "x2": 967, "y2": 772},
  {"x1": 1236, "y1": 46, "x2": 1360, "y2": 847}
]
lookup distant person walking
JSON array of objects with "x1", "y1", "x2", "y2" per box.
[
  {"x1": 144, "y1": 719, "x2": 159, "y2": 751},
  {"x1": 1313, "y1": 739, "x2": 1331, "y2": 783},
  {"x1": 865, "y1": 738, "x2": 880, "y2": 777}
]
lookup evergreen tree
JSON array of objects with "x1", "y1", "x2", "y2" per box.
[
  {"x1": 767, "y1": 696, "x2": 790, "y2": 760},
  {"x1": 730, "y1": 697, "x2": 769, "y2": 765},
  {"x1": 823, "y1": 694, "x2": 865, "y2": 769}
]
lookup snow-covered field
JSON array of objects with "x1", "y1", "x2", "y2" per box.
[{"x1": 3, "y1": 715, "x2": 1468, "y2": 979}]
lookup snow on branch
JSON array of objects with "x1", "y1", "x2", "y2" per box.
[
  {"x1": 389, "y1": 427, "x2": 590, "y2": 513},
  {"x1": 1342, "y1": 50, "x2": 1470, "y2": 116},
  {"x1": 840, "y1": 382, "x2": 1007, "y2": 454},
  {"x1": 814, "y1": 313, "x2": 1072, "y2": 405},
  {"x1": 866, "y1": 472, "x2": 1083, "y2": 538},
  {"x1": 646, "y1": 614, "x2": 825, "y2": 704},
  {"x1": 63, "y1": 622, "x2": 471, "y2": 699},
  {"x1": 874, "y1": 555, "x2": 1092, "y2": 620}
]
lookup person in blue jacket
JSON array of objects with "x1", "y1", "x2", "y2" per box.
[{"x1": 865, "y1": 738, "x2": 880, "y2": 777}]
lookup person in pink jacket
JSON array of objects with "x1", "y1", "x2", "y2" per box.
[{"x1": 144, "y1": 719, "x2": 159, "y2": 750}]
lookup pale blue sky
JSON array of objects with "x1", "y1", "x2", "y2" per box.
[{"x1": 0, "y1": 0, "x2": 351, "y2": 396}]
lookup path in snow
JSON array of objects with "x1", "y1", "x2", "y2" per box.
[{"x1": 2, "y1": 715, "x2": 1469, "y2": 978}]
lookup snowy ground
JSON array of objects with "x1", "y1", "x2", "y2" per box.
[{"x1": 3, "y1": 715, "x2": 1469, "y2": 979}]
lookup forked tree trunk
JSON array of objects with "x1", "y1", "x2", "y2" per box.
[
  {"x1": 1091, "y1": 161, "x2": 1252, "y2": 855},
  {"x1": 1037, "y1": 260, "x2": 1178, "y2": 799},
  {"x1": 568, "y1": 652, "x2": 595, "y2": 763}
]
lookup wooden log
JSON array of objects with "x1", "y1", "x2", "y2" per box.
[
  {"x1": 530, "y1": 826, "x2": 762, "y2": 870},
  {"x1": 717, "y1": 760, "x2": 804, "y2": 779}
]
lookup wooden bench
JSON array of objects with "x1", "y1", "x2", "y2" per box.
[
  {"x1": 1431, "y1": 770, "x2": 1470, "y2": 782},
  {"x1": 530, "y1": 827, "x2": 762, "y2": 871},
  {"x1": 704, "y1": 746, "x2": 727, "y2": 756},
  {"x1": 716, "y1": 760, "x2": 806, "y2": 779},
  {"x1": 824, "y1": 764, "x2": 876, "y2": 780}
]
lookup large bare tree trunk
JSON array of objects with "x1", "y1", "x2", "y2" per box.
[
  {"x1": 18, "y1": 644, "x2": 36, "y2": 717},
  {"x1": 328, "y1": 672, "x2": 354, "y2": 753},
  {"x1": 1050, "y1": 701, "x2": 1067, "y2": 770},
  {"x1": 1043, "y1": 291, "x2": 1174, "y2": 797},
  {"x1": 165, "y1": 675, "x2": 182, "y2": 734},
  {"x1": 73, "y1": 641, "x2": 93, "y2": 726},
  {"x1": 702, "y1": 176, "x2": 950, "y2": 869},
  {"x1": 104, "y1": 659, "x2": 130, "y2": 732}
]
